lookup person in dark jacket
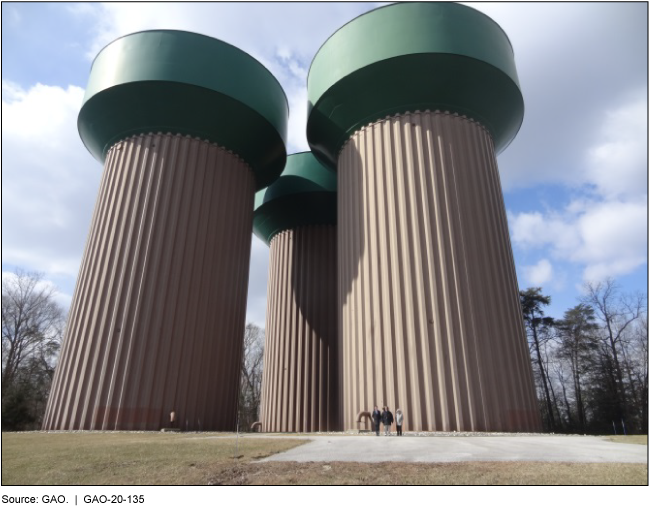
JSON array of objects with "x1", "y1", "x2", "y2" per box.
[
  {"x1": 372, "y1": 405, "x2": 382, "y2": 436},
  {"x1": 382, "y1": 406, "x2": 394, "y2": 435}
]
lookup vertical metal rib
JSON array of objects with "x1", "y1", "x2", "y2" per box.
[
  {"x1": 338, "y1": 111, "x2": 541, "y2": 432},
  {"x1": 261, "y1": 225, "x2": 338, "y2": 432},
  {"x1": 43, "y1": 133, "x2": 255, "y2": 431}
]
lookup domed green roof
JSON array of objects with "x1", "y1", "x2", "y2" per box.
[
  {"x1": 253, "y1": 152, "x2": 337, "y2": 245},
  {"x1": 307, "y1": 2, "x2": 523, "y2": 169},
  {"x1": 78, "y1": 30, "x2": 288, "y2": 190}
]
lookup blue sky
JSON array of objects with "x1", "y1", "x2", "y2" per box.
[{"x1": 2, "y1": 2, "x2": 648, "y2": 326}]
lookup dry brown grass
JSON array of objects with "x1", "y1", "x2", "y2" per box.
[
  {"x1": 215, "y1": 461, "x2": 647, "y2": 485},
  {"x1": 2, "y1": 432, "x2": 305, "y2": 485},
  {"x1": 605, "y1": 435, "x2": 647, "y2": 445},
  {"x1": 2, "y1": 432, "x2": 647, "y2": 485}
]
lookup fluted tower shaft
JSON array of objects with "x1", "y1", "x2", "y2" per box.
[
  {"x1": 43, "y1": 134, "x2": 255, "y2": 430},
  {"x1": 338, "y1": 111, "x2": 540, "y2": 431},
  {"x1": 261, "y1": 225, "x2": 338, "y2": 432}
]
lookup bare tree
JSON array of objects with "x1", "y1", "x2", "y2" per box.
[
  {"x1": 2, "y1": 270, "x2": 65, "y2": 429},
  {"x1": 2, "y1": 270, "x2": 64, "y2": 387},
  {"x1": 552, "y1": 358, "x2": 574, "y2": 429},
  {"x1": 634, "y1": 315, "x2": 648, "y2": 374},
  {"x1": 238, "y1": 322, "x2": 265, "y2": 430},
  {"x1": 582, "y1": 279, "x2": 644, "y2": 428},
  {"x1": 629, "y1": 316, "x2": 648, "y2": 430}
]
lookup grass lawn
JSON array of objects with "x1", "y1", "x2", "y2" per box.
[
  {"x1": 2, "y1": 433, "x2": 647, "y2": 485},
  {"x1": 606, "y1": 435, "x2": 647, "y2": 445},
  {"x1": 223, "y1": 461, "x2": 648, "y2": 485},
  {"x1": 2, "y1": 432, "x2": 304, "y2": 485}
]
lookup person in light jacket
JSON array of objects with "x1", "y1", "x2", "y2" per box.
[{"x1": 395, "y1": 409, "x2": 404, "y2": 436}]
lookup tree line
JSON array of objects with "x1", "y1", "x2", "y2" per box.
[
  {"x1": 2, "y1": 269, "x2": 645, "y2": 434},
  {"x1": 521, "y1": 279, "x2": 647, "y2": 435}
]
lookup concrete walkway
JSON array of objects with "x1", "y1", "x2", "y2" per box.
[{"x1": 248, "y1": 434, "x2": 647, "y2": 464}]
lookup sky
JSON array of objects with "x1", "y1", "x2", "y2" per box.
[{"x1": 2, "y1": 1, "x2": 648, "y2": 328}]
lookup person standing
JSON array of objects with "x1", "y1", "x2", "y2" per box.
[
  {"x1": 372, "y1": 405, "x2": 382, "y2": 436},
  {"x1": 383, "y1": 406, "x2": 394, "y2": 436},
  {"x1": 395, "y1": 409, "x2": 404, "y2": 436}
]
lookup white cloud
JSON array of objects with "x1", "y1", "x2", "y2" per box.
[
  {"x1": 523, "y1": 259, "x2": 554, "y2": 287},
  {"x1": 585, "y1": 91, "x2": 647, "y2": 200},
  {"x1": 471, "y1": 3, "x2": 648, "y2": 192},
  {"x1": 574, "y1": 200, "x2": 647, "y2": 280},
  {"x1": 510, "y1": 198, "x2": 647, "y2": 283},
  {"x1": 509, "y1": 210, "x2": 579, "y2": 254},
  {"x1": 2, "y1": 80, "x2": 84, "y2": 146},
  {"x1": 509, "y1": 90, "x2": 647, "y2": 283},
  {"x1": 2, "y1": 81, "x2": 100, "y2": 285}
]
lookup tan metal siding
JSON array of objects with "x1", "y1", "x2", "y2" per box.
[
  {"x1": 43, "y1": 133, "x2": 255, "y2": 430},
  {"x1": 337, "y1": 111, "x2": 541, "y2": 432},
  {"x1": 260, "y1": 225, "x2": 339, "y2": 432}
]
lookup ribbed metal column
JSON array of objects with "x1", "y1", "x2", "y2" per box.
[
  {"x1": 43, "y1": 133, "x2": 255, "y2": 430},
  {"x1": 261, "y1": 225, "x2": 338, "y2": 432},
  {"x1": 338, "y1": 111, "x2": 540, "y2": 432}
]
